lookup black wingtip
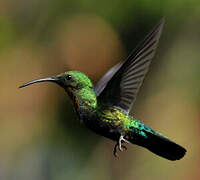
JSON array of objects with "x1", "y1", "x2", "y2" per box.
[
  {"x1": 152, "y1": 18, "x2": 165, "y2": 40},
  {"x1": 159, "y1": 17, "x2": 165, "y2": 25},
  {"x1": 158, "y1": 17, "x2": 165, "y2": 31}
]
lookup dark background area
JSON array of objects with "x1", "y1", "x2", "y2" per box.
[{"x1": 0, "y1": 0, "x2": 199, "y2": 179}]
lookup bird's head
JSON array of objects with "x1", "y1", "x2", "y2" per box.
[
  {"x1": 19, "y1": 71, "x2": 97, "y2": 109},
  {"x1": 19, "y1": 71, "x2": 94, "y2": 92}
]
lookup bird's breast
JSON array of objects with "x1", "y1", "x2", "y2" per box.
[{"x1": 78, "y1": 108, "x2": 123, "y2": 141}]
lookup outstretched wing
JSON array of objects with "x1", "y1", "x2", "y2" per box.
[
  {"x1": 97, "y1": 19, "x2": 164, "y2": 114},
  {"x1": 94, "y1": 62, "x2": 123, "y2": 96}
]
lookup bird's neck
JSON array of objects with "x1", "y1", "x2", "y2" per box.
[{"x1": 66, "y1": 87, "x2": 98, "y2": 112}]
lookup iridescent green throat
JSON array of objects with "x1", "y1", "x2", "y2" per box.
[
  {"x1": 66, "y1": 71, "x2": 97, "y2": 110},
  {"x1": 77, "y1": 87, "x2": 97, "y2": 109}
]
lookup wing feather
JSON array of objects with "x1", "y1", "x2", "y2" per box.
[{"x1": 94, "y1": 62, "x2": 123, "y2": 96}]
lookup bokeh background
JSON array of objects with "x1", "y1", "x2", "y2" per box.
[{"x1": 0, "y1": 0, "x2": 200, "y2": 179}]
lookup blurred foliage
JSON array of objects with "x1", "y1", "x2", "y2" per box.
[{"x1": 0, "y1": 0, "x2": 200, "y2": 180}]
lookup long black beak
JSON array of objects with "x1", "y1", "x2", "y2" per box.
[{"x1": 19, "y1": 77, "x2": 59, "y2": 88}]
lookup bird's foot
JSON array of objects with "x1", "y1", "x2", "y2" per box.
[
  {"x1": 113, "y1": 135, "x2": 130, "y2": 157},
  {"x1": 113, "y1": 143, "x2": 127, "y2": 158},
  {"x1": 119, "y1": 135, "x2": 130, "y2": 151}
]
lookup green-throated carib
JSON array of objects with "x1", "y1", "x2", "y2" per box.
[{"x1": 19, "y1": 19, "x2": 186, "y2": 161}]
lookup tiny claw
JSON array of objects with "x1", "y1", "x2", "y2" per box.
[
  {"x1": 118, "y1": 135, "x2": 130, "y2": 151},
  {"x1": 113, "y1": 143, "x2": 119, "y2": 158},
  {"x1": 114, "y1": 151, "x2": 119, "y2": 158},
  {"x1": 113, "y1": 135, "x2": 130, "y2": 157},
  {"x1": 118, "y1": 144, "x2": 127, "y2": 152},
  {"x1": 121, "y1": 145, "x2": 127, "y2": 151}
]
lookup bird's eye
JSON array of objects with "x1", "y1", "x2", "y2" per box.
[{"x1": 66, "y1": 74, "x2": 72, "y2": 81}]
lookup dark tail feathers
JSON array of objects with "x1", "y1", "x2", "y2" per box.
[
  {"x1": 144, "y1": 132, "x2": 186, "y2": 160},
  {"x1": 133, "y1": 132, "x2": 186, "y2": 161}
]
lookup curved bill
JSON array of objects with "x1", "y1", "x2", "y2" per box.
[{"x1": 19, "y1": 77, "x2": 58, "y2": 88}]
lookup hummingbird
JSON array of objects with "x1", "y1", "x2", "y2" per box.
[{"x1": 19, "y1": 19, "x2": 186, "y2": 161}]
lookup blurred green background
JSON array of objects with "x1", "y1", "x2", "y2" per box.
[{"x1": 0, "y1": 0, "x2": 200, "y2": 179}]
